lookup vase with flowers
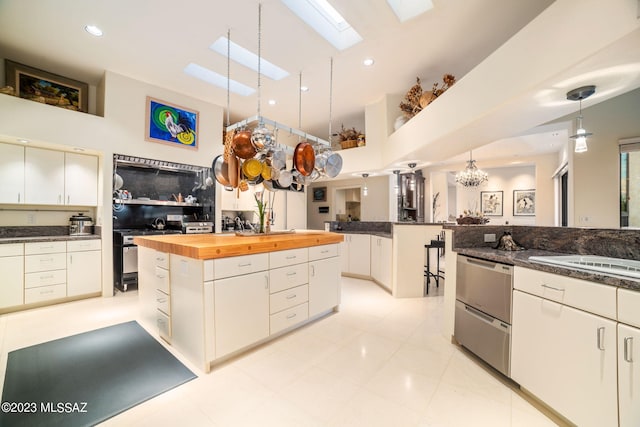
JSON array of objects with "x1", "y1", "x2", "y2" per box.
[{"x1": 254, "y1": 191, "x2": 268, "y2": 233}]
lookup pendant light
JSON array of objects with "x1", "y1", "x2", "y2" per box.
[
  {"x1": 566, "y1": 85, "x2": 595, "y2": 153},
  {"x1": 362, "y1": 173, "x2": 369, "y2": 196},
  {"x1": 455, "y1": 151, "x2": 488, "y2": 187}
]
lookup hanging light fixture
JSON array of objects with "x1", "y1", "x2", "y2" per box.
[
  {"x1": 566, "y1": 85, "x2": 595, "y2": 153},
  {"x1": 362, "y1": 173, "x2": 369, "y2": 196},
  {"x1": 455, "y1": 151, "x2": 488, "y2": 187}
]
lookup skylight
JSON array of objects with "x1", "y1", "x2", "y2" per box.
[
  {"x1": 209, "y1": 37, "x2": 289, "y2": 81},
  {"x1": 281, "y1": 0, "x2": 362, "y2": 51},
  {"x1": 183, "y1": 63, "x2": 255, "y2": 96},
  {"x1": 386, "y1": 0, "x2": 434, "y2": 22}
]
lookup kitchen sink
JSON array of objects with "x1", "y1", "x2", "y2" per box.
[{"x1": 528, "y1": 255, "x2": 640, "y2": 281}]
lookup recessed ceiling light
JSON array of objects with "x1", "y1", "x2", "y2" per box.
[
  {"x1": 183, "y1": 63, "x2": 255, "y2": 96},
  {"x1": 73, "y1": 147, "x2": 86, "y2": 152},
  {"x1": 363, "y1": 58, "x2": 375, "y2": 67},
  {"x1": 17, "y1": 138, "x2": 29, "y2": 144},
  {"x1": 281, "y1": 0, "x2": 363, "y2": 51},
  {"x1": 386, "y1": 0, "x2": 434, "y2": 22},
  {"x1": 268, "y1": 99, "x2": 276, "y2": 105},
  {"x1": 210, "y1": 37, "x2": 289, "y2": 81},
  {"x1": 84, "y1": 25, "x2": 103, "y2": 37},
  {"x1": 300, "y1": 86, "x2": 309, "y2": 92}
]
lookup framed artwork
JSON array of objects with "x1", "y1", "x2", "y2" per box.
[
  {"x1": 480, "y1": 191, "x2": 503, "y2": 216},
  {"x1": 5, "y1": 59, "x2": 89, "y2": 112},
  {"x1": 313, "y1": 187, "x2": 327, "y2": 202},
  {"x1": 145, "y1": 96, "x2": 198, "y2": 149},
  {"x1": 514, "y1": 189, "x2": 536, "y2": 216}
]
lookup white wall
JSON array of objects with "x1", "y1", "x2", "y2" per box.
[{"x1": 306, "y1": 175, "x2": 390, "y2": 229}]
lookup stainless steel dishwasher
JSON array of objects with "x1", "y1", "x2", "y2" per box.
[{"x1": 455, "y1": 255, "x2": 513, "y2": 377}]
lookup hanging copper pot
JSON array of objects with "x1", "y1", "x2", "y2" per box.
[
  {"x1": 232, "y1": 129, "x2": 256, "y2": 159},
  {"x1": 228, "y1": 154, "x2": 239, "y2": 188},
  {"x1": 293, "y1": 141, "x2": 315, "y2": 177}
]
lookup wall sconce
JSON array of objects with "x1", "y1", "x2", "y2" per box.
[{"x1": 566, "y1": 85, "x2": 595, "y2": 153}]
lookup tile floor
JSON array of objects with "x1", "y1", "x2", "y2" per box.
[{"x1": 0, "y1": 277, "x2": 562, "y2": 426}]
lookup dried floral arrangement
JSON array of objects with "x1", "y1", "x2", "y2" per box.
[
  {"x1": 399, "y1": 74, "x2": 456, "y2": 119},
  {"x1": 456, "y1": 210, "x2": 489, "y2": 225},
  {"x1": 336, "y1": 124, "x2": 365, "y2": 149}
]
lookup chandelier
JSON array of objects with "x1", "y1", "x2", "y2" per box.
[{"x1": 455, "y1": 151, "x2": 488, "y2": 187}]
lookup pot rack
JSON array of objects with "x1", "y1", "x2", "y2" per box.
[{"x1": 225, "y1": 115, "x2": 331, "y2": 151}]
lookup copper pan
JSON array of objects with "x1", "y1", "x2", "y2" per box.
[
  {"x1": 232, "y1": 130, "x2": 257, "y2": 159},
  {"x1": 293, "y1": 141, "x2": 315, "y2": 177},
  {"x1": 228, "y1": 153, "x2": 239, "y2": 188}
]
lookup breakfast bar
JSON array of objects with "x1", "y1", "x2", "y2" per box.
[{"x1": 134, "y1": 231, "x2": 344, "y2": 372}]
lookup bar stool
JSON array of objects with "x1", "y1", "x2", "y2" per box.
[{"x1": 424, "y1": 239, "x2": 445, "y2": 295}]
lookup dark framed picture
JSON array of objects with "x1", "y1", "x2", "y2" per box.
[
  {"x1": 514, "y1": 189, "x2": 536, "y2": 216},
  {"x1": 5, "y1": 59, "x2": 89, "y2": 112},
  {"x1": 480, "y1": 191, "x2": 503, "y2": 216},
  {"x1": 145, "y1": 96, "x2": 198, "y2": 149},
  {"x1": 313, "y1": 187, "x2": 327, "y2": 202}
]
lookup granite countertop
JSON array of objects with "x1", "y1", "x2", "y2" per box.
[
  {"x1": 333, "y1": 230, "x2": 392, "y2": 238},
  {"x1": 456, "y1": 247, "x2": 640, "y2": 291},
  {"x1": 0, "y1": 234, "x2": 102, "y2": 244}
]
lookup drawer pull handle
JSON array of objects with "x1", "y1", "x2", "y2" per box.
[
  {"x1": 286, "y1": 313, "x2": 297, "y2": 319},
  {"x1": 541, "y1": 284, "x2": 565, "y2": 292},
  {"x1": 624, "y1": 337, "x2": 633, "y2": 363},
  {"x1": 286, "y1": 255, "x2": 297, "y2": 259},
  {"x1": 286, "y1": 294, "x2": 297, "y2": 299},
  {"x1": 286, "y1": 272, "x2": 297, "y2": 277},
  {"x1": 310, "y1": 265, "x2": 315, "y2": 277},
  {"x1": 321, "y1": 250, "x2": 329, "y2": 253},
  {"x1": 238, "y1": 262, "x2": 252, "y2": 267},
  {"x1": 41, "y1": 289, "x2": 54, "y2": 294},
  {"x1": 156, "y1": 273, "x2": 166, "y2": 278},
  {"x1": 40, "y1": 274, "x2": 54, "y2": 280},
  {"x1": 157, "y1": 298, "x2": 167, "y2": 303},
  {"x1": 597, "y1": 327, "x2": 605, "y2": 351},
  {"x1": 156, "y1": 257, "x2": 166, "y2": 261}
]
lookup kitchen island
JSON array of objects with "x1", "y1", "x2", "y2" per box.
[{"x1": 134, "y1": 231, "x2": 344, "y2": 372}]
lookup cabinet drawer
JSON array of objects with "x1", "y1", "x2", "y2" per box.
[
  {"x1": 154, "y1": 251, "x2": 169, "y2": 269},
  {"x1": 25, "y1": 269, "x2": 66, "y2": 288},
  {"x1": 25, "y1": 283, "x2": 66, "y2": 304},
  {"x1": 309, "y1": 244, "x2": 338, "y2": 261},
  {"x1": 270, "y1": 248, "x2": 308, "y2": 269},
  {"x1": 156, "y1": 289, "x2": 170, "y2": 315},
  {"x1": 214, "y1": 253, "x2": 269, "y2": 279},
  {"x1": 618, "y1": 288, "x2": 640, "y2": 328},
  {"x1": 25, "y1": 241, "x2": 66, "y2": 255},
  {"x1": 0, "y1": 243, "x2": 23, "y2": 257},
  {"x1": 270, "y1": 263, "x2": 309, "y2": 293},
  {"x1": 157, "y1": 310, "x2": 171, "y2": 341},
  {"x1": 25, "y1": 253, "x2": 66, "y2": 273},
  {"x1": 67, "y1": 239, "x2": 101, "y2": 252},
  {"x1": 270, "y1": 302, "x2": 308, "y2": 335},
  {"x1": 154, "y1": 266, "x2": 170, "y2": 293},
  {"x1": 270, "y1": 284, "x2": 309, "y2": 314},
  {"x1": 514, "y1": 266, "x2": 616, "y2": 319}
]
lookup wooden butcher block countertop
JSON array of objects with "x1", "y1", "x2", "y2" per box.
[{"x1": 134, "y1": 231, "x2": 345, "y2": 260}]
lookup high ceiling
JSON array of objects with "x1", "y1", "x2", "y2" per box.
[{"x1": 0, "y1": 0, "x2": 555, "y2": 145}]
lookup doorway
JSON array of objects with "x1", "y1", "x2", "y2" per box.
[
  {"x1": 335, "y1": 187, "x2": 361, "y2": 221},
  {"x1": 561, "y1": 171, "x2": 568, "y2": 227}
]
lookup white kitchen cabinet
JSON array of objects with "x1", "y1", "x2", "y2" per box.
[
  {"x1": 618, "y1": 322, "x2": 640, "y2": 427},
  {"x1": 220, "y1": 186, "x2": 256, "y2": 212},
  {"x1": 309, "y1": 255, "x2": 341, "y2": 318},
  {"x1": 0, "y1": 143, "x2": 25, "y2": 204},
  {"x1": 64, "y1": 152, "x2": 98, "y2": 206},
  {"x1": 214, "y1": 271, "x2": 270, "y2": 358},
  {"x1": 66, "y1": 239, "x2": 102, "y2": 297},
  {"x1": 370, "y1": 236, "x2": 392, "y2": 290},
  {"x1": 0, "y1": 243, "x2": 24, "y2": 309},
  {"x1": 340, "y1": 233, "x2": 370, "y2": 276},
  {"x1": 511, "y1": 289, "x2": 618, "y2": 427},
  {"x1": 25, "y1": 147, "x2": 65, "y2": 205}
]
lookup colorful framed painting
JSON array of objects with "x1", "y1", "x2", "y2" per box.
[
  {"x1": 5, "y1": 59, "x2": 89, "y2": 112},
  {"x1": 480, "y1": 190, "x2": 503, "y2": 216},
  {"x1": 145, "y1": 97, "x2": 198, "y2": 149},
  {"x1": 514, "y1": 189, "x2": 536, "y2": 216}
]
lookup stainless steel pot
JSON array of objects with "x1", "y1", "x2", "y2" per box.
[{"x1": 69, "y1": 213, "x2": 94, "y2": 235}]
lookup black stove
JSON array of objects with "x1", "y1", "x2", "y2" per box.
[{"x1": 113, "y1": 228, "x2": 182, "y2": 245}]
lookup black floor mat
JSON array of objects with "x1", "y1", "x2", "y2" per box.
[{"x1": 1, "y1": 320, "x2": 196, "y2": 426}]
